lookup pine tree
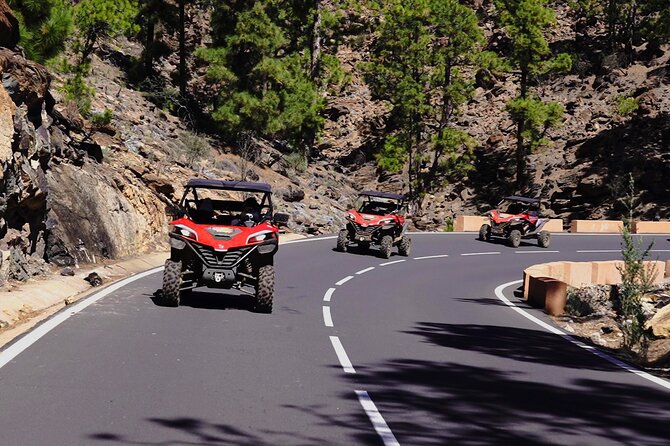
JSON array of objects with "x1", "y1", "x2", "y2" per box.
[
  {"x1": 366, "y1": 0, "x2": 482, "y2": 197},
  {"x1": 198, "y1": 0, "x2": 326, "y2": 155},
  {"x1": 9, "y1": 0, "x2": 73, "y2": 62},
  {"x1": 495, "y1": 0, "x2": 571, "y2": 190}
]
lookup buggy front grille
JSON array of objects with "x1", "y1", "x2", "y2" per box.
[{"x1": 190, "y1": 244, "x2": 253, "y2": 268}]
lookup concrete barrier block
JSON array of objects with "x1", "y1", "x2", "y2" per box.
[
  {"x1": 633, "y1": 221, "x2": 670, "y2": 234},
  {"x1": 591, "y1": 261, "x2": 623, "y2": 285},
  {"x1": 455, "y1": 215, "x2": 489, "y2": 232},
  {"x1": 666, "y1": 260, "x2": 670, "y2": 279},
  {"x1": 570, "y1": 220, "x2": 623, "y2": 233},
  {"x1": 527, "y1": 276, "x2": 550, "y2": 308},
  {"x1": 543, "y1": 219, "x2": 564, "y2": 232},
  {"x1": 564, "y1": 262, "x2": 593, "y2": 287},
  {"x1": 544, "y1": 279, "x2": 568, "y2": 316}
]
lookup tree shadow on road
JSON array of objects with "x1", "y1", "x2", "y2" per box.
[
  {"x1": 351, "y1": 358, "x2": 670, "y2": 446},
  {"x1": 89, "y1": 415, "x2": 343, "y2": 446},
  {"x1": 405, "y1": 322, "x2": 619, "y2": 372}
]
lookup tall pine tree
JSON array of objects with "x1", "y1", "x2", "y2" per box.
[
  {"x1": 366, "y1": 0, "x2": 482, "y2": 197},
  {"x1": 495, "y1": 0, "x2": 571, "y2": 190},
  {"x1": 198, "y1": 0, "x2": 325, "y2": 155}
]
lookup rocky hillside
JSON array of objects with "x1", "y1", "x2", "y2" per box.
[{"x1": 0, "y1": 0, "x2": 669, "y2": 283}]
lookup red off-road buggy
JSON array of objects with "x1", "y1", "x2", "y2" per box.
[
  {"x1": 162, "y1": 179, "x2": 289, "y2": 313},
  {"x1": 336, "y1": 191, "x2": 411, "y2": 258},
  {"x1": 478, "y1": 196, "x2": 551, "y2": 248}
]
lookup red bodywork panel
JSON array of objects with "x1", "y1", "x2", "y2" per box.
[
  {"x1": 170, "y1": 217, "x2": 279, "y2": 252},
  {"x1": 346, "y1": 210, "x2": 405, "y2": 227},
  {"x1": 489, "y1": 210, "x2": 538, "y2": 225}
]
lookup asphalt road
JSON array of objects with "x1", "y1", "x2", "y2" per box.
[{"x1": 1, "y1": 233, "x2": 670, "y2": 445}]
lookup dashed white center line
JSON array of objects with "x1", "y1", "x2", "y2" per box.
[
  {"x1": 335, "y1": 275, "x2": 354, "y2": 286},
  {"x1": 355, "y1": 390, "x2": 400, "y2": 446},
  {"x1": 414, "y1": 254, "x2": 449, "y2": 260},
  {"x1": 461, "y1": 252, "x2": 500, "y2": 256},
  {"x1": 329, "y1": 336, "x2": 356, "y2": 374},
  {"x1": 379, "y1": 259, "x2": 406, "y2": 266},
  {"x1": 515, "y1": 250, "x2": 560, "y2": 254},
  {"x1": 323, "y1": 287, "x2": 336, "y2": 302},
  {"x1": 356, "y1": 266, "x2": 375, "y2": 275},
  {"x1": 323, "y1": 306, "x2": 333, "y2": 327}
]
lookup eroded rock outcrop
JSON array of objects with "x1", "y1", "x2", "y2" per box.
[{"x1": 0, "y1": 0, "x2": 19, "y2": 49}]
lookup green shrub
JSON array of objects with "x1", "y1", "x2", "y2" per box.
[
  {"x1": 180, "y1": 133, "x2": 210, "y2": 168},
  {"x1": 283, "y1": 151, "x2": 307, "y2": 173},
  {"x1": 614, "y1": 95, "x2": 639, "y2": 117},
  {"x1": 91, "y1": 109, "x2": 113, "y2": 127}
]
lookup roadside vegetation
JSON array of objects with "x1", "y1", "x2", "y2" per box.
[{"x1": 7, "y1": 0, "x2": 670, "y2": 200}]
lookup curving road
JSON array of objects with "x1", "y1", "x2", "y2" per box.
[{"x1": 1, "y1": 233, "x2": 670, "y2": 445}]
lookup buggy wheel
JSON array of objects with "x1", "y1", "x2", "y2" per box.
[
  {"x1": 254, "y1": 265, "x2": 275, "y2": 313},
  {"x1": 379, "y1": 235, "x2": 393, "y2": 259},
  {"x1": 336, "y1": 229, "x2": 348, "y2": 252},
  {"x1": 162, "y1": 259, "x2": 182, "y2": 307},
  {"x1": 479, "y1": 224, "x2": 491, "y2": 241},
  {"x1": 398, "y1": 236, "x2": 412, "y2": 257},
  {"x1": 537, "y1": 231, "x2": 551, "y2": 248},
  {"x1": 507, "y1": 229, "x2": 521, "y2": 248}
]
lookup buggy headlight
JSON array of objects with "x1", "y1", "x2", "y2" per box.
[
  {"x1": 247, "y1": 230, "x2": 274, "y2": 244},
  {"x1": 347, "y1": 213, "x2": 355, "y2": 221},
  {"x1": 175, "y1": 224, "x2": 197, "y2": 240}
]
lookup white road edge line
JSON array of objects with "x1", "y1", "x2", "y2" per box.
[
  {"x1": 281, "y1": 235, "x2": 338, "y2": 245},
  {"x1": 0, "y1": 266, "x2": 164, "y2": 370},
  {"x1": 413, "y1": 254, "x2": 449, "y2": 260},
  {"x1": 355, "y1": 390, "x2": 400, "y2": 446},
  {"x1": 576, "y1": 250, "x2": 619, "y2": 253},
  {"x1": 323, "y1": 288, "x2": 336, "y2": 302},
  {"x1": 335, "y1": 276, "x2": 354, "y2": 286},
  {"x1": 356, "y1": 267, "x2": 375, "y2": 275},
  {"x1": 461, "y1": 252, "x2": 500, "y2": 256},
  {"x1": 323, "y1": 306, "x2": 333, "y2": 327},
  {"x1": 494, "y1": 280, "x2": 670, "y2": 392},
  {"x1": 515, "y1": 250, "x2": 560, "y2": 254},
  {"x1": 329, "y1": 336, "x2": 355, "y2": 374},
  {"x1": 379, "y1": 259, "x2": 406, "y2": 266}
]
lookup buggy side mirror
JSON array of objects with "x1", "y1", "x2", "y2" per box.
[
  {"x1": 165, "y1": 204, "x2": 185, "y2": 219},
  {"x1": 273, "y1": 212, "x2": 290, "y2": 227}
]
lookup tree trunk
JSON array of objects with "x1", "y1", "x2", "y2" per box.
[
  {"x1": 144, "y1": 17, "x2": 155, "y2": 77},
  {"x1": 311, "y1": 0, "x2": 322, "y2": 79},
  {"x1": 179, "y1": 0, "x2": 186, "y2": 95},
  {"x1": 515, "y1": 68, "x2": 529, "y2": 191}
]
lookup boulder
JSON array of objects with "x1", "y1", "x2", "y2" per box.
[
  {"x1": 647, "y1": 304, "x2": 670, "y2": 338},
  {"x1": 0, "y1": 48, "x2": 51, "y2": 113},
  {"x1": 0, "y1": 0, "x2": 19, "y2": 49}
]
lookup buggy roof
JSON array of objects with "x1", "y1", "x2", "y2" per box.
[
  {"x1": 502, "y1": 195, "x2": 540, "y2": 205},
  {"x1": 359, "y1": 190, "x2": 405, "y2": 201},
  {"x1": 186, "y1": 179, "x2": 272, "y2": 193}
]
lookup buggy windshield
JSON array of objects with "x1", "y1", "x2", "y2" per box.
[
  {"x1": 356, "y1": 195, "x2": 401, "y2": 216},
  {"x1": 180, "y1": 187, "x2": 272, "y2": 225}
]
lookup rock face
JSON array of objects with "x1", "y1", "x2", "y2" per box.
[
  {"x1": 46, "y1": 163, "x2": 167, "y2": 265},
  {"x1": 0, "y1": 0, "x2": 19, "y2": 49},
  {"x1": 0, "y1": 83, "x2": 14, "y2": 164}
]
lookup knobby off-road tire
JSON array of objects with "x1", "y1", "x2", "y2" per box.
[
  {"x1": 398, "y1": 236, "x2": 412, "y2": 257},
  {"x1": 379, "y1": 235, "x2": 393, "y2": 259},
  {"x1": 162, "y1": 259, "x2": 182, "y2": 307},
  {"x1": 254, "y1": 265, "x2": 275, "y2": 314},
  {"x1": 508, "y1": 229, "x2": 521, "y2": 248},
  {"x1": 479, "y1": 224, "x2": 491, "y2": 241},
  {"x1": 336, "y1": 229, "x2": 348, "y2": 252},
  {"x1": 537, "y1": 231, "x2": 551, "y2": 248}
]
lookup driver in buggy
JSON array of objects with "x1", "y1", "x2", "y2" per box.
[{"x1": 233, "y1": 197, "x2": 262, "y2": 227}]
